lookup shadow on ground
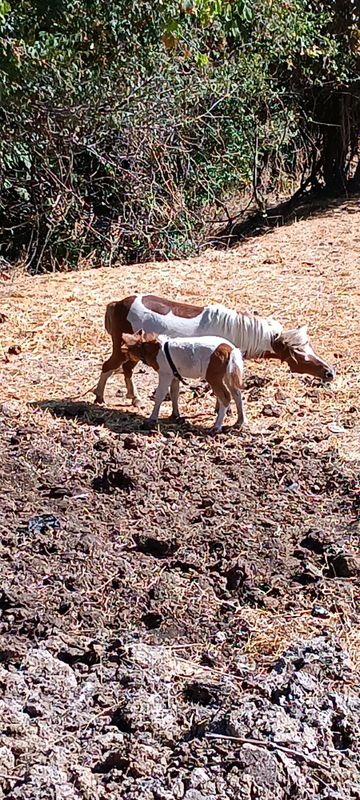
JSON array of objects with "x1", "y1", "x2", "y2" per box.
[{"x1": 34, "y1": 398, "x2": 244, "y2": 438}]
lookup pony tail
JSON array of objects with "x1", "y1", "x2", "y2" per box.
[
  {"x1": 104, "y1": 302, "x2": 116, "y2": 334},
  {"x1": 226, "y1": 348, "x2": 244, "y2": 390}
]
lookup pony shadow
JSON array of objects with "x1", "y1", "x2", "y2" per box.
[{"x1": 32, "y1": 398, "x2": 235, "y2": 438}]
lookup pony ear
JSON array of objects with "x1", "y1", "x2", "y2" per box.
[{"x1": 298, "y1": 324, "x2": 308, "y2": 335}]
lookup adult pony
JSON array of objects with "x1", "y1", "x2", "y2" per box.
[{"x1": 94, "y1": 294, "x2": 335, "y2": 405}]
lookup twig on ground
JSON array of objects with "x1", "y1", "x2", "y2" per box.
[{"x1": 205, "y1": 733, "x2": 331, "y2": 770}]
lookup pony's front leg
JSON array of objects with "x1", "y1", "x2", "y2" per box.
[
  {"x1": 146, "y1": 373, "x2": 172, "y2": 427},
  {"x1": 210, "y1": 381, "x2": 231, "y2": 433}
]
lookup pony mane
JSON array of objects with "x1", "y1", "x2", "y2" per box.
[
  {"x1": 279, "y1": 325, "x2": 308, "y2": 350},
  {"x1": 235, "y1": 311, "x2": 283, "y2": 357}
]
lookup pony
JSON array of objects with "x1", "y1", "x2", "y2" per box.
[
  {"x1": 120, "y1": 330, "x2": 245, "y2": 433},
  {"x1": 94, "y1": 293, "x2": 335, "y2": 405}
]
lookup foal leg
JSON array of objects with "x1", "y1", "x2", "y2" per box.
[
  {"x1": 146, "y1": 373, "x2": 172, "y2": 427},
  {"x1": 169, "y1": 378, "x2": 182, "y2": 420},
  {"x1": 230, "y1": 387, "x2": 247, "y2": 427},
  {"x1": 215, "y1": 397, "x2": 231, "y2": 416},
  {"x1": 209, "y1": 380, "x2": 231, "y2": 433}
]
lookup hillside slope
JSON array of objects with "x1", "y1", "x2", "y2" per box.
[{"x1": 0, "y1": 198, "x2": 359, "y2": 799}]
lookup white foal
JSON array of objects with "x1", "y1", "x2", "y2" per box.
[{"x1": 120, "y1": 331, "x2": 246, "y2": 432}]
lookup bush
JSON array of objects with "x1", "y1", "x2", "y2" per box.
[{"x1": 0, "y1": 0, "x2": 359, "y2": 271}]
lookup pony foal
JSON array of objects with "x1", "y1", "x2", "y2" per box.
[{"x1": 120, "y1": 331, "x2": 245, "y2": 432}]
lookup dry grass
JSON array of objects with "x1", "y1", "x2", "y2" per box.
[{"x1": 1, "y1": 196, "x2": 359, "y2": 458}]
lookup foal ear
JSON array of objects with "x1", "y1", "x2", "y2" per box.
[
  {"x1": 122, "y1": 332, "x2": 140, "y2": 347},
  {"x1": 143, "y1": 331, "x2": 158, "y2": 343}
]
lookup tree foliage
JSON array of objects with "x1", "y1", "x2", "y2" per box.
[{"x1": 0, "y1": 0, "x2": 359, "y2": 270}]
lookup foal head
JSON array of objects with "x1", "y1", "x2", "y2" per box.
[
  {"x1": 270, "y1": 325, "x2": 335, "y2": 382},
  {"x1": 121, "y1": 330, "x2": 160, "y2": 368}
]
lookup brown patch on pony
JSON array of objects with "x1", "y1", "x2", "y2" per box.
[
  {"x1": 142, "y1": 295, "x2": 204, "y2": 319},
  {"x1": 100, "y1": 296, "x2": 135, "y2": 375},
  {"x1": 205, "y1": 342, "x2": 232, "y2": 408}
]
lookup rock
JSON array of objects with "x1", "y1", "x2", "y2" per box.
[
  {"x1": 71, "y1": 766, "x2": 101, "y2": 800},
  {"x1": 1, "y1": 401, "x2": 21, "y2": 418},
  {"x1": 0, "y1": 745, "x2": 15, "y2": 783},
  {"x1": 23, "y1": 648, "x2": 77, "y2": 694},
  {"x1": 262, "y1": 404, "x2": 281, "y2": 418},
  {"x1": 7, "y1": 764, "x2": 76, "y2": 800},
  {"x1": 327, "y1": 552, "x2": 359, "y2": 578},
  {"x1": 312, "y1": 605, "x2": 330, "y2": 618},
  {"x1": 189, "y1": 768, "x2": 213, "y2": 788}
]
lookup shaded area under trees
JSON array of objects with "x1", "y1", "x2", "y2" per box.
[{"x1": 0, "y1": 0, "x2": 359, "y2": 271}]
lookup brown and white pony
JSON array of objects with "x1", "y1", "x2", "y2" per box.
[
  {"x1": 120, "y1": 330, "x2": 245, "y2": 432},
  {"x1": 94, "y1": 294, "x2": 335, "y2": 405}
]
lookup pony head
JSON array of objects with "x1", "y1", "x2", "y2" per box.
[{"x1": 270, "y1": 325, "x2": 335, "y2": 381}]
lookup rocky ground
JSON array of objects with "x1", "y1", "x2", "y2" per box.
[{"x1": 0, "y1": 391, "x2": 359, "y2": 799}]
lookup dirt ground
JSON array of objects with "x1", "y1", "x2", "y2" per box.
[{"x1": 0, "y1": 197, "x2": 359, "y2": 799}]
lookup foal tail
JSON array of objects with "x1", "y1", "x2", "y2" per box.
[{"x1": 225, "y1": 348, "x2": 244, "y2": 390}]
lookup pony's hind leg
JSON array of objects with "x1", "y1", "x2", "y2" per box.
[
  {"x1": 123, "y1": 360, "x2": 140, "y2": 407},
  {"x1": 230, "y1": 387, "x2": 247, "y2": 427},
  {"x1": 94, "y1": 349, "x2": 127, "y2": 404}
]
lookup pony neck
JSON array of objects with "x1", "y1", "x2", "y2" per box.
[{"x1": 235, "y1": 313, "x2": 281, "y2": 358}]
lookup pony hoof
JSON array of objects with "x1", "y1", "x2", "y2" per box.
[
  {"x1": 131, "y1": 398, "x2": 141, "y2": 408},
  {"x1": 141, "y1": 419, "x2": 157, "y2": 431},
  {"x1": 94, "y1": 396, "x2": 105, "y2": 405},
  {"x1": 210, "y1": 427, "x2": 223, "y2": 436},
  {"x1": 169, "y1": 414, "x2": 184, "y2": 423}
]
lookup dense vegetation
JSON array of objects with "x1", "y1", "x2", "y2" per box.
[{"x1": 0, "y1": 0, "x2": 359, "y2": 271}]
